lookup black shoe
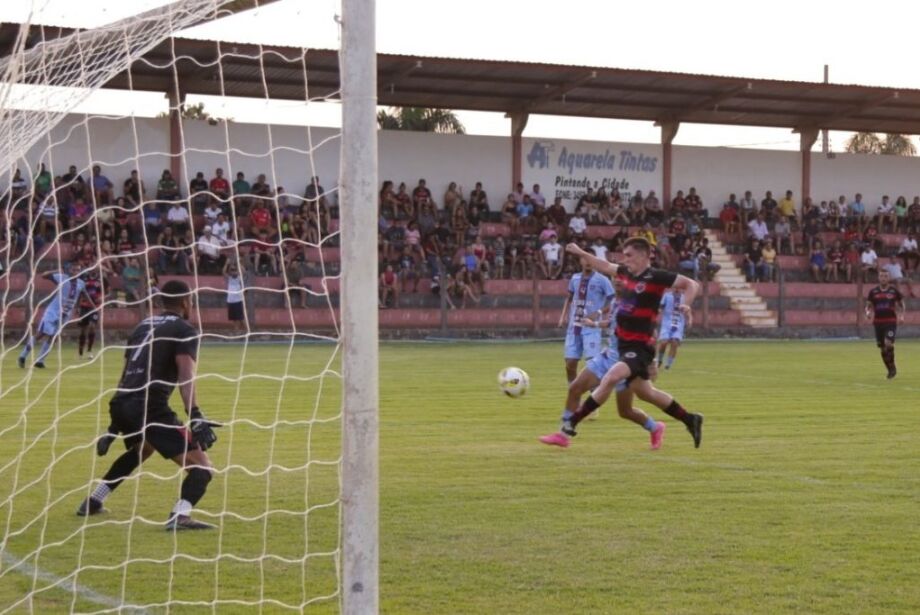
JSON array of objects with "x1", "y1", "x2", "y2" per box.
[
  {"x1": 34, "y1": 362, "x2": 45, "y2": 369},
  {"x1": 165, "y1": 514, "x2": 215, "y2": 531},
  {"x1": 76, "y1": 497, "x2": 106, "y2": 517},
  {"x1": 561, "y1": 422, "x2": 577, "y2": 437},
  {"x1": 686, "y1": 413, "x2": 704, "y2": 449},
  {"x1": 18, "y1": 357, "x2": 25, "y2": 368},
  {"x1": 887, "y1": 367, "x2": 897, "y2": 379}
]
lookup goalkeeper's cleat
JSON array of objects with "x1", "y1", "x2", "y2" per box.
[
  {"x1": 538, "y1": 432, "x2": 570, "y2": 448},
  {"x1": 165, "y1": 514, "x2": 216, "y2": 531},
  {"x1": 18, "y1": 356, "x2": 25, "y2": 368},
  {"x1": 650, "y1": 421, "x2": 666, "y2": 450},
  {"x1": 686, "y1": 413, "x2": 704, "y2": 449},
  {"x1": 34, "y1": 361, "x2": 46, "y2": 369},
  {"x1": 76, "y1": 497, "x2": 106, "y2": 517}
]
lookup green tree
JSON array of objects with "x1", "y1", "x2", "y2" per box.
[
  {"x1": 157, "y1": 102, "x2": 224, "y2": 125},
  {"x1": 845, "y1": 132, "x2": 915, "y2": 156},
  {"x1": 376, "y1": 107, "x2": 465, "y2": 134}
]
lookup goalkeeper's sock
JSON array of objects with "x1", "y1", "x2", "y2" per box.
[
  {"x1": 642, "y1": 417, "x2": 657, "y2": 432},
  {"x1": 100, "y1": 449, "x2": 142, "y2": 492},
  {"x1": 171, "y1": 499, "x2": 193, "y2": 517},
  {"x1": 179, "y1": 467, "x2": 212, "y2": 506},
  {"x1": 35, "y1": 340, "x2": 53, "y2": 364},
  {"x1": 90, "y1": 483, "x2": 112, "y2": 502},
  {"x1": 19, "y1": 338, "x2": 34, "y2": 360}
]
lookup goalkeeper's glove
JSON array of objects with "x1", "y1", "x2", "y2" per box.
[
  {"x1": 96, "y1": 425, "x2": 118, "y2": 456},
  {"x1": 189, "y1": 407, "x2": 221, "y2": 451}
]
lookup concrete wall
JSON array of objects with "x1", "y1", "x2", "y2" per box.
[{"x1": 13, "y1": 114, "x2": 920, "y2": 216}]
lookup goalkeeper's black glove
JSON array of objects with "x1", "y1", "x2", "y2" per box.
[
  {"x1": 189, "y1": 407, "x2": 221, "y2": 451},
  {"x1": 96, "y1": 425, "x2": 117, "y2": 457}
]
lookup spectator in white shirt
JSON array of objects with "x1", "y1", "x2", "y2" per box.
[
  {"x1": 203, "y1": 201, "x2": 222, "y2": 225},
  {"x1": 212, "y1": 213, "x2": 232, "y2": 246},
  {"x1": 529, "y1": 184, "x2": 546, "y2": 208},
  {"x1": 539, "y1": 236, "x2": 564, "y2": 279},
  {"x1": 747, "y1": 212, "x2": 769, "y2": 242},
  {"x1": 590, "y1": 236, "x2": 609, "y2": 261},
  {"x1": 568, "y1": 209, "x2": 587, "y2": 240},
  {"x1": 197, "y1": 225, "x2": 225, "y2": 273},
  {"x1": 876, "y1": 195, "x2": 896, "y2": 233},
  {"x1": 860, "y1": 245, "x2": 878, "y2": 282},
  {"x1": 166, "y1": 201, "x2": 190, "y2": 233},
  {"x1": 897, "y1": 233, "x2": 919, "y2": 272}
]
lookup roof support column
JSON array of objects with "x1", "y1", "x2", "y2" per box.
[
  {"x1": 167, "y1": 88, "x2": 186, "y2": 184},
  {"x1": 509, "y1": 112, "x2": 529, "y2": 190},
  {"x1": 799, "y1": 127, "x2": 819, "y2": 203},
  {"x1": 659, "y1": 120, "x2": 679, "y2": 213}
]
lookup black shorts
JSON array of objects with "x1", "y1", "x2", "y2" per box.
[
  {"x1": 109, "y1": 398, "x2": 198, "y2": 459},
  {"x1": 617, "y1": 343, "x2": 655, "y2": 383},
  {"x1": 79, "y1": 307, "x2": 98, "y2": 327},
  {"x1": 874, "y1": 323, "x2": 897, "y2": 348},
  {"x1": 228, "y1": 301, "x2": 245, "y2": 321}
]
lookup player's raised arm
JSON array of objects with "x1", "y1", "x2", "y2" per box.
[
  {"x1": 565, "y1": 242, "x2": 619, "y2": 276},
  {"x1": 671, "y1": 274, "x2": 700, "y2": 314}
]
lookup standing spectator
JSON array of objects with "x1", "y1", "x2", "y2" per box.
[
  {"x1": 397, "y1": 246, "x2": 420, "y2": 294},
  {"x1": 123, "y1": 169, "x2": 146, "y2": 208},
  {"x1": 197, "y1": 225, "x2": 225, "y2": 273},
  {"x1": 908, "y1": 197, "x2": 920, "y2": 234},
  {"x1": 826, "y1": 197, "x2": 842, "y2": 231},
  {"x1": 761, "y1": 190, "x2": 778, "y2": 222},
  {"x1": 411, "y1": 179, "x2": 432, "y2": 212},
  {"x1": 492, "y1": 235, "x2": 507, "y2": 279},
  {"x1": 897, "y1": 233, "x2": 919, "y2": 273},
  {"x1": 223, "y1": 259, "x2": 246, "y2": 335},
  {"x1": 10, "y1": 168, "x2": 28, "y2": 204},
  {"x1": 189, "y1": 171, "x2": 209, "y2": 212},
  {"x1": 860, "y1": 243, "x2": 879, "y2": 282},
  {"x1": 802, "y1": 215, "x2": 822, "y2": 252},
  {"x1": 90, "y1": 165, "x2": 114, "y2": 206},
  {"x1": 451, "y1": 200, "x2": 469, "y2": 246}
]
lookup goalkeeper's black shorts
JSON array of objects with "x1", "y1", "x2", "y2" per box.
[{"x1": 109, "y1": 398, "x2": 199, "y2": 459}]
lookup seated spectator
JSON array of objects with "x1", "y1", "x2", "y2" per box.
[
  {"x1": 568, "y1": 208, "x2": 588, "y2": 241},
  {"x1": 251, "y1": 173, "x2": 272, "y2": 200},
  {"x1": 276, "y1": 186, "x2": 294, "y2": 215},
  {"x1": 512, "y1": 182, "x2": 526, "y2": 205},
  {"x1": 451, "y1": 200, "x2": 469, "y2": 246},
  {"x1": 197, "y1": 225, "x2": 225, "y2": 273},
  {"x1": 810, "y1": 240, "x2": 828, "y2": 282},
  {"x1": 826, "y1": 197, "x2": 842, "y2": 231},
  {"x1": 470, "y1": 234, "x2": 490, "y2": 280},
  {"x1": 860, "y1": 243, "x2": 878, "y2": 282},
  {"x1": 459, "y1": 245, "x2": 486, "y2": 296},
  {"x1": 61, "y1": 164, "x2": 87, "y2": 202},
  {"x1": 248, "y1": 230, "x2": 279, "y2": 275},
  {"x1": 590, "y1": 236, "x2": 608, "y2": 262},
  {"x1": 894, "y1": 196, "x2": 908, "y2": 233},
  {"x1": 611, "y1": 224, "x2": 630, "y2": 253},
  {"x1": 875, "y1": 195, "x2": 896, "y2": 233},
  {"x1": 189, "y1": 171, "x2": 209, "y2": 212},
  {"x1": 849, "y1": 193, "x2": 867, "y2": 232},
  {"x1": 412, "y1": 179, "x2": 432, "y2": 212},
  {"x1": 628, "y1": 194, "x2": 645, "y2": 224},
  {"x1": 897, "y1": 233, "x2": 919, "y2": 273},
  {"x1": 397, "y1": 246, "x2": 420, "y2": 294},
  {"x1": 644, "y1": 191, "x2": 663, "y2": 225},
  {"x1": 283, "y1": 258, "x2": 309, "y2": 309},
  {"x1": 210, "y1": 168, "x2": 231, "y2": 204},
  {"x1": 909, "y1": 197, "x2": 920, "y2": 234},
  {"x1": 68, "y1": 197, "x2": 93, "y2": 227},
  {"x1": 685, "y1": 187, "x2": 706, "y2": 220},
  {"x1": 670, "y1": 189, "x2": 687, "y2": 217},
  {"x1": 516, "y1": 194, "x2": 536, "y2": 233},
  {"x1": 509, "y1": 239, "x2": 535, "y2": 280},
  {"x1": 378, "y1": 263, "x2": 399, "y2": 308},
  {"x1": 747, "y1": 212, "x2": 769, "y2": 243},
  {"x1": 203, "y1": 200, "x2": 222, "y2": 226},
  {"x1": 10, "y1": 168, "x2": 28, "y2": 205},
  {"x1": 379, "y1": 180, "x2": 398, "y2": 216},
  {"x1": 156, "y1": 169, "x2": 180, "y2": 203},
  {"x1": 391, "y1": 182, "x2": 412, "y2": 219},
  {"x1": 719, "y1": 201, "x2": 739, "y2": 238},
  {"x1": 405, "y1": 220, "x2": 423, "y2": 260},
  {"x1": 773, "y1": 216, "x2": 794, "y2": 255},
  {"x1": 530, "y1": 183, "x2": 546, "y2": 209},
  {"x1": 90, "y1": 165, "x2": 114, "y2": 206},
  {"x1": 539, "y1": 235, "x2": 563, "y2": 279},
  {"x1": 232, "y1": 171, "x2": 251, "y2": 213},
  {"x1": 34, "y1": 163, "x2": 53, "y2": 198},
  {"x1": 884, "y1": 256, "x2": 914, "y2": 297},
  {"x1": 449, "y1": 265, "x2": 480, "y2": 308},
  {"x1": 213, "y1": 212, "x2": 232, "y2": 246},
  {"x1": 826, "y1": 240, "x2": 844, "y2": 282},
  {"x1": 156, "y1": 226, "x2": 190, "y2": 274},
  {"x1": 122, "y1": 257, "x2": 143, "y2": 305},
  {"x1": 777, "y1": 190, "x2": 797, "y2": 227},
  {"x1": 443, "y1": 181, "x2": 463, "y2": 216},
  {"x1": 761, "y1": 190, "x2": 778, "y2": 222},
  {"x1": 469, "y1": 181, "x2": 490, "y2": 216},
  {"x1": 744, "y1": 239, "x2": 767, "y2": 282},
  {"x1": 123, "y1": 169, "x2": 146, "y2": 208},
  {"x1": 116, "y1": 228, "x2": 135, "y2": 260},
  {"x1": 739, "y1": 190, "x2": 758, "y2": 227},
  {"x1": 248, "y1": 199, "x2": 273, "y2": 237},
  {"x1": 165, "y1": 200, "x2": 190, "y2": 233},
  {"x1": 843, "y1": 241, "x2": 860, "y2": 283},
  {"x1": 467, "y1": 204, "x2": 484, "y2": 238},
  {"x1": 802, "y1": 215, "x2": 822, "y2": 252},
  {"x1": 304, "y1": 176, "x2": 328, "y2": 209},
  {"x1": 760, "y1": 238, "x2": 776, "y2": 281},
  {"x1": 143, "y1": 201, "x2": 162, "y2": 237},
  {"x1": 385, "y1": 220, "x2": 406, "y2": 262},
  {"x1": 863, "y1": 223, "x2": 879, "y2": 248}
]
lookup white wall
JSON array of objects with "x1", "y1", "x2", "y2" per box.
[{"x1": 13, "y1": 114, "x2": 920, "y2": 217}]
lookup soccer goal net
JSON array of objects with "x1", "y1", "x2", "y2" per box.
[{"x1": 0, "y1": 1, "x2": 378, "y2": 612}]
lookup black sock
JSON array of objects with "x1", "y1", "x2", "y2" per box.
[
  {"x1": 101, "y1": 450, "x2": 142, "y2": 491},
  {"x1": 87, "y1": 330, "x2": 95, "y2": 352},
  {"x1": 180, "y1": 468, "x2": 213, "y2": 506},
  {"x1": 881, "y1": 347, "x2": 895, "y2": 371},
  {"x1": 569, "y1": 395, "x2": 601, "y2": 429},
  {"x1": 663, "y1": 399, "x2": 691, "y2": 424}
]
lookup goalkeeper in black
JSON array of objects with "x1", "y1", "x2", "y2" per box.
[{"x1": 76, "y1": 280, "x2": 221, "y2": 530}]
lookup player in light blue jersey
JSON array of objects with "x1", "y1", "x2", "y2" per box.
[
  {"x1": 19, "y1": 262, "x2": 90, "y2": 369},
  {"x1": 543, "y1": 278, "x2": 667, "y2": 449},
  {"x1": 656, "y1": 289, "x2": 689, "y2": 370},
  {"x1": 558, "y1": 257, "x2": 614, "y2": 384}
]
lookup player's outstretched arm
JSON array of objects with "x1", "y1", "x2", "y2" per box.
[
  {"x1": 672, "y1": 275, "x2": 700, "y2": 313},
  {"x1": 564, "y1": 243, "x2": 618, "y2": 276}
]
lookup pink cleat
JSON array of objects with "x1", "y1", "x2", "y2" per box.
[
  {"x1": 539, "y1": 432, "x2": 571, "y2": 448},
  {"x1": 650, "y1": 421, "x2": 666, "y2": 450}
]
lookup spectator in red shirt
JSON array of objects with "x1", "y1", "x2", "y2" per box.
[
  {"x1": 720, "y1": 202, "x2": 740, "y2": 238},
  {"x1": 412, "y1": 179, "x2": 432, "y2": 211},
  {"x1": 249, "y1": 229, "x2": 279, "y2": 275},
  {"x1": 210, "y1": 168, "x2": 230, "y2": 203},
  {"x1": 249, "y1": 200, "x2": 273, "y2": 237},
  {"x1": 670, "y1": 190, "x2": 687, "y2": 216}
]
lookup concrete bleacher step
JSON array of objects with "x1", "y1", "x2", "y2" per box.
[
  {"x1": 742, "y1": 315, "x2": 778, "y2": 327},
  {"x1": 705, "y1": 230, "x2": 778, "y2": 329}
]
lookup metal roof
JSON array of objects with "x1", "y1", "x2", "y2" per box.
[{"x1": 5, "y1": 22, "x2": 920, "y2": 134}]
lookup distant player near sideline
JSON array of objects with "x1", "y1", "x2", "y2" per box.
[
  {"x1": 558, "y1": 257, "x2": 615, "y2": 384},
  {"x1": 657, "y1": 288, "x2": 689, "y2": 370},
  {"x1": 77, "y1": 269, "x2": 103, "y2": 359},
  {"x1": 540, "y1": 238, "x2": 705, "y2": 448},
  {"x1": 541, "y1": 279, "x2": 668, "y2": 450},
  {"x1": 76, "y1": 280, "x2": 221, "y2": 530},
  {"x1": 18, "y1": 262, "x2": 90, "y2": 368},
  {"x1": 865, "y1": 269, "x2": 905, "y2": 379}
]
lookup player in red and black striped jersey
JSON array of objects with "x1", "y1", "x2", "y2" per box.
[
  {"x1": 78, "y1": 270, "x2": 103, "y2": 358},
  {"x1": 865, "y1": 269, "x2": 905, "y2": 379},
  {"x1": 541, "y1": 237, "x2": 706, "y2": 448}
]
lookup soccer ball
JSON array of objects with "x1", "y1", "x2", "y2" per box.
[{"x1": 498, "y1": 367, "x2": 529, "y2": 398}]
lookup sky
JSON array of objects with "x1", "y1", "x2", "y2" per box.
[{"x1": 3, "y1": 0, "x2": 919, "y2": 151}]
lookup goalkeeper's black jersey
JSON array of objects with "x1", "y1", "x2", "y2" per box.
[{"x1": 112, "y1": 312, "x2": 198, "y2": 410}]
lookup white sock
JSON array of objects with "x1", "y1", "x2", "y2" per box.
[
  {"x1": 170, "y1": 499, "x2": 193, "y2": 517},
  {"x1": 91, "y1": 483, "x2": 112, "y2": 502}
]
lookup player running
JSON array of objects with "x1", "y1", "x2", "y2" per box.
[
  {"x1": 540, "y1": 238, "x2": 705, "y2": 448},
  {"x1": 541, "y1": 277, "x2": 667, "y2": 450},
  {"x1": 18, "y1": 262, "x2": 91, "y2": 369},
  {"x1": 77, "y1": 269, "x2": 103, "y2": 359},
  {"x1": 656, "y1": 288, "x2": 689, "y2": 370},
  {"x1": 558, "y1": 258, "x2": 615, "y2": 384},
  {"x1": 76, "y1": 280, "x2": 221, "y2": 530},
  {"x1": 865, "y1": 269, "x2": 905, "y2": 379}
]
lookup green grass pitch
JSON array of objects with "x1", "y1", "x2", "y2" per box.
[{"x1": 1, "y1": 339, "x2": 919, "y2": 613}]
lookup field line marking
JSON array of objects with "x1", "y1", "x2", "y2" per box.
[{"x1": 0, "y1": 548, "x2": 150, "y2": 614}]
